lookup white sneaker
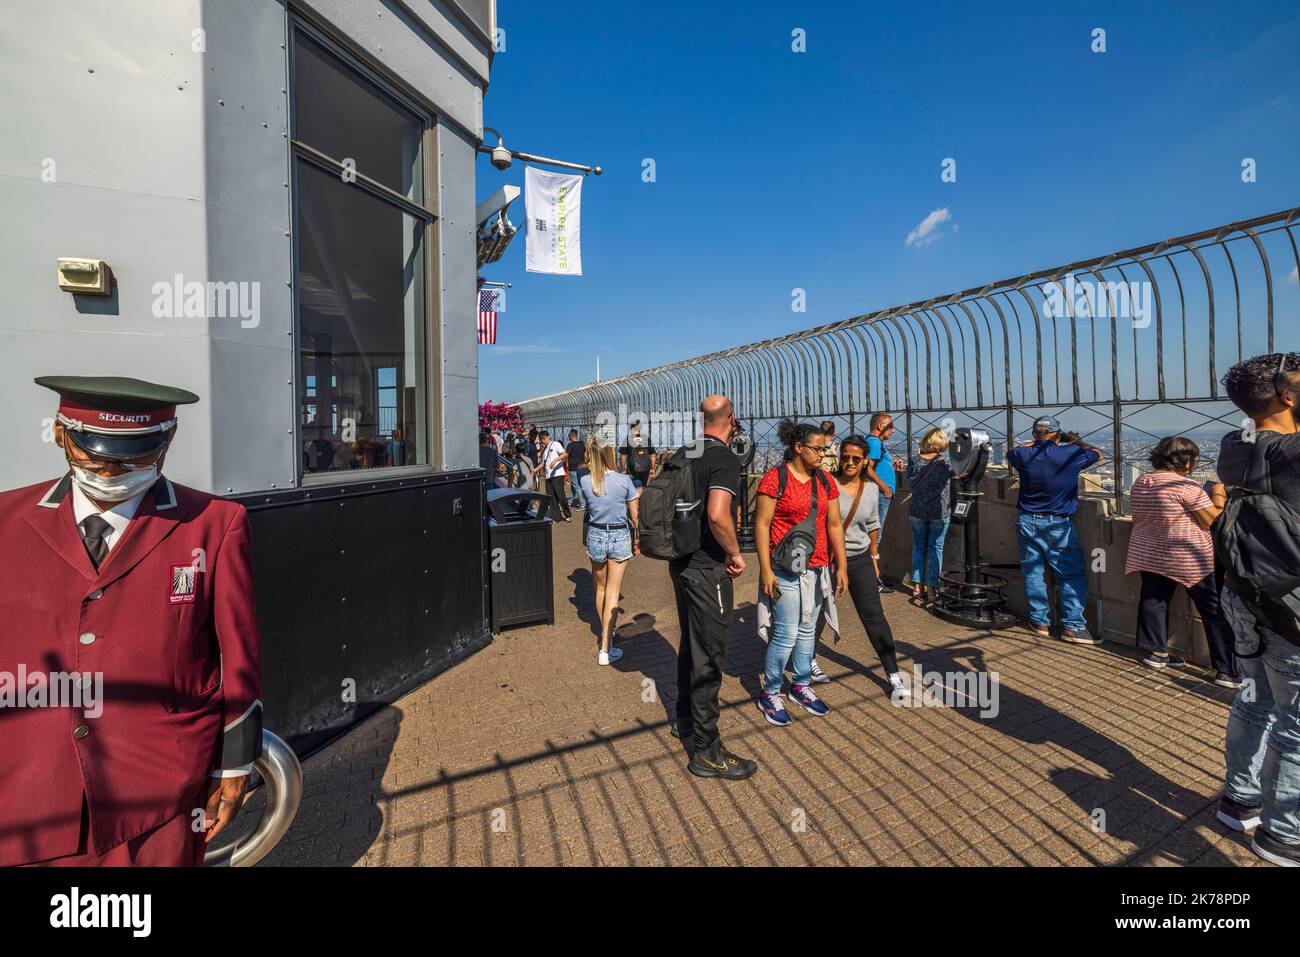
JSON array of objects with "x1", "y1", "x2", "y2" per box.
[
  {"x1": 598, "y1": 647, "x2": 623, "y2": 665},
  {"x1": 809, "y1": 659, "x2": 830, "y2": 684},
  {"x1": 888, "y1": 672, "x2": 909, "y2": 698}
]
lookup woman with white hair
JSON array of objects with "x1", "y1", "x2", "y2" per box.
[{"x1": 906, "y1": 427, "x2": 955, "y2": 603}]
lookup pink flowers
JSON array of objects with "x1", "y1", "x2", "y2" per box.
[{"x1": 479, "y1": 400, "x2": 524, "y2": 435}]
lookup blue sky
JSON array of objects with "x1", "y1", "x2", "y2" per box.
[{"x1": 476, "y1": 0, "x2": 1300, "y2": 405}]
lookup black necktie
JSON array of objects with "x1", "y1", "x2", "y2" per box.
[{"x1": 80, "y1": 514, "x2": 111, "y2": 569}]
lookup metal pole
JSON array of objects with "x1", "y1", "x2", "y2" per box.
[{"x1": 1112, "y1": 397, "x2": 1123, "y2": 512}]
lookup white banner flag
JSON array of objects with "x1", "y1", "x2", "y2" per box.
[{"x1": 525, "y1": 166, "x2": 583, "y2": 276}]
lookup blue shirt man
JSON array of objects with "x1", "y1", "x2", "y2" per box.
[
  {"x1": 863, "y1": 413, "x2": 902, "y2": 593},
  {"x1": 1006, "y1": 417, "x2": 1104, "y2": 643}
]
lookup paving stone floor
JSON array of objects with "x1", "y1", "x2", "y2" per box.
[{"x1": 260, "y1": 519, "x2": 1263, "y2": 867}]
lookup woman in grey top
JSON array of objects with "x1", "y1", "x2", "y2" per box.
[
  {"x1": 812, "y1": 435, "x2": 905, "y2": 697},
  {"x1": 580, "y1": 438, "x2": 640, "y2": 665}
]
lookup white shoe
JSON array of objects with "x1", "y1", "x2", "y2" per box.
[
  {"x1": 888, "y1": 672, "x2": 909, "y2": 698},
  {"x1": 598, "y1": 647, "x2": 623, "y2": 665},
  {"x1": 809, "y1": 659, "x2": 830, "y2": 684}
]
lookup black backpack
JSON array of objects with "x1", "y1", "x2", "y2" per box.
[
  {"x1": 628, "y1": 442, "x2": 652, "y2": 474},
  {"x1": 770, "y1": 465, "x2": 831, "y2": 575},
  {"x1": 638, "y1": 447, "x2": 701, "y2": 560},
  {"x1": 1213, "y1": 435, "x2": 1300, "y2": 645}
]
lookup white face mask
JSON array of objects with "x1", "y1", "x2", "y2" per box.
[{"x1": 69, "y1": 463, "x2": 159, "y2": 502}]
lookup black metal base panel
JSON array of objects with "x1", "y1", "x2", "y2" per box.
[{"x1": 236, "y1": 472, "x2": 491, "y2": 755}]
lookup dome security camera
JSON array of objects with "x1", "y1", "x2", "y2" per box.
[{"x1": 490, "y1": 145, "x2": 513, "y2": 171}]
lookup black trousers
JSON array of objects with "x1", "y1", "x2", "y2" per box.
[
  {"x1": 546, "y1": 475, "x2": 571, "y2": 519},
  {"x1": 1136, "y1": 571, "x2": 1237, "y2": 675},
  {"x1": 844, "y1": 552, "x2": 900, "y2": 674},
  {"x1": 669, "y1": 559, "x2": 733, "y2": 752}
]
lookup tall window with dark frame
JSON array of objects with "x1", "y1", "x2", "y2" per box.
[{"x1": 290, "y1": 28, "x2": 432, "y2": 475}]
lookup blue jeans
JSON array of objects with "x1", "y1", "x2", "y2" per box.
[
  {"x1": 910, "y1": 516, "x2": 950, "y2": 588},
  {"x1": 762, "y1": 569, "x2": 823, "y2": 694},
  {"x1": 1222, "y1": 589, "x2": 1300, "y2": 844},
  {"x1": 1016, "y1": 513, "x2": 1088, "y2": 631},
  {"x1": 569, "y1": 469, "x2": 588, "y2": 508},
  {"x1": 586, "y1": 524, "x2": 632, "y2": 563},
  {"x1": 877, "y1": 493, "x2": 893, "y2": 543}
]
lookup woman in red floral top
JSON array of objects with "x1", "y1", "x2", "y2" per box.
[{"x1": 1125, "y1": 436, "x2": 1238, "y2": 686}]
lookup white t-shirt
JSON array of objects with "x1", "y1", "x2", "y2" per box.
[{"x1": 542, "y1": 440, "x2": 567, "y2": 480}]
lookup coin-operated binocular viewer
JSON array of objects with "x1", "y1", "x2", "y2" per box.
[
  {"x1": 730, "y1": 432, "x2": 758, "y2": 552},
  {"x1": 932, "y1": 428, "x2": 1015, "y2": 629}
]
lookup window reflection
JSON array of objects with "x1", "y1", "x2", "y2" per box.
[
  {"x1": 291, "y1": 27, "x2": 431, "y2": 477},
  {"x1": 296, "y1": 161, "x2": 427, "y2": 473}
]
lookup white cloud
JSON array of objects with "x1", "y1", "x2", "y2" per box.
[
  {"x1": 1289, "y1": 264, "x2": 1299, "y2": 284},
  {"x1": 905, "y1": 207, "x2": 953, "y2": 248}
]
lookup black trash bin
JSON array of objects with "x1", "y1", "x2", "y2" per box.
[{"x1": 486, "y1": 488, "x2": 555, "y2": 632}]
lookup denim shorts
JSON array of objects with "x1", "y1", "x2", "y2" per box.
[{"x1": 587, "y1": 525, "x2": 632, "y2": 563}]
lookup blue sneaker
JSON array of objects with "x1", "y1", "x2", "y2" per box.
[
  {"x1": 788, "y1": 684, "x2": 829, "y2": 716},
  {"x1": 757, "y1": 690, "x2": 791, "y2": 727}
]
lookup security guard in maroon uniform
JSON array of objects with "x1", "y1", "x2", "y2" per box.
[{"x1": 0, "y1": 376, "x2": 263, "y2": 866}]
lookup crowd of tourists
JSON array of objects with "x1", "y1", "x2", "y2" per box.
[{"x1": 486, "y1": 351, "x2": 1300, "y2": 866}]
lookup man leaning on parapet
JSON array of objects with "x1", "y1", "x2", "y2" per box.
[{"x1": 1006, "y1": 416, "x2": 1104, "y2": 645}]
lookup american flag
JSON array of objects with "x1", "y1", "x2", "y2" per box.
[{"x1": 478, "y1": 288, "x2": 499, "y2": 345}]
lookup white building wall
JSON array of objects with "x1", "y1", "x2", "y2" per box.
[{"x1": 0, "y1": 0, "x2": 488, "y2": 491}]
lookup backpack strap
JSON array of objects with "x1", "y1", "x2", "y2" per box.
[
  {"x1": 843, "y1": 477, "x2": 866, "y2": 526},
  {"x1": 1254, "y1": 434, "x2": 1275, "y2": 496},
  {"x1": 807, "y1": 468, "x2": 827, "y2": 522},
  {"x1": 777, "y1": 463, "x2": 789, "y2": 502}
]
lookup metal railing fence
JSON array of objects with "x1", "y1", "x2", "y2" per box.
[{"x1": 518, "y1": 207, "x2": 1300, "y2": 510}]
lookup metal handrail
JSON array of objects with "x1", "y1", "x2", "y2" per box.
[
  {"x1": 518, "y1": 206, "x2": 1300, "y2": 511},
  {"x1": 203, "y1": 730, "x2": 303, "y2": 867}
]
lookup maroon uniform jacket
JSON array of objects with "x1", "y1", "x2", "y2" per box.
[{"x1": 0, "y1": 474, "x2": 262, "y2": 866}]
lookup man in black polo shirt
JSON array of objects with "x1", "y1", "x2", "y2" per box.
[
  {"x1": 669, "y1": 395, "x2": 757, "y2": 780},
  {"x1": 621, "y1": 421, "x2": 657, "y2": 488},
  {"x1": 565, "y1": 429, "x2": 588, "y2": 510}
]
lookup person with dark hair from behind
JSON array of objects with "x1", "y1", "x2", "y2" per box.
[
  {"x1": 1124, "y1": 436, "x2": 1238, "y2": 685},
  {"x1": 566, "y1": 428, "x2": 588, "y2": 511},
  {"x1": 479, "y1": 431, "x2": 497, "y2": 475},
  {"x1": 1213, "y1": 352, "x2": 1300, "y2": 866},
  {"x1": 753, "y1": 419, "x2": 848, "y2": 727},
  {"x1": 669, "y1": 395, "x2": 757, "y2": 781}
]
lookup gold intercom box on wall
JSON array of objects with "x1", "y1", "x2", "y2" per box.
[{"x1": 56, "y1": 258, "x2": 112, "y2": 296}]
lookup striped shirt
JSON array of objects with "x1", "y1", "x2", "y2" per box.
[{"x1": 1124, "y1": 471, "x2": 1215, "y2": 587}]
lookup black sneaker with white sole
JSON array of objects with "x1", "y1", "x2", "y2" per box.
[
  {"x1": 1213, "y1": 672, "x2": 1244, "y2": 689},
  {"x1": 1216, "y1": 795, "x2": 1263, "y2": 832},
  {"x1": 1251, "y1": 827, "x2": 1300, "y2": 867},
  {"x1": 1142, "y1": 653, "x2": 1186, "y2": 669},
  {"x1": 687, "y1": 743, "x2": 758, "y2": 780}
]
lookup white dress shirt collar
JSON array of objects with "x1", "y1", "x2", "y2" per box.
[{"x1": 70, "y1": 481, "x2": 148, "y2": 553}]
